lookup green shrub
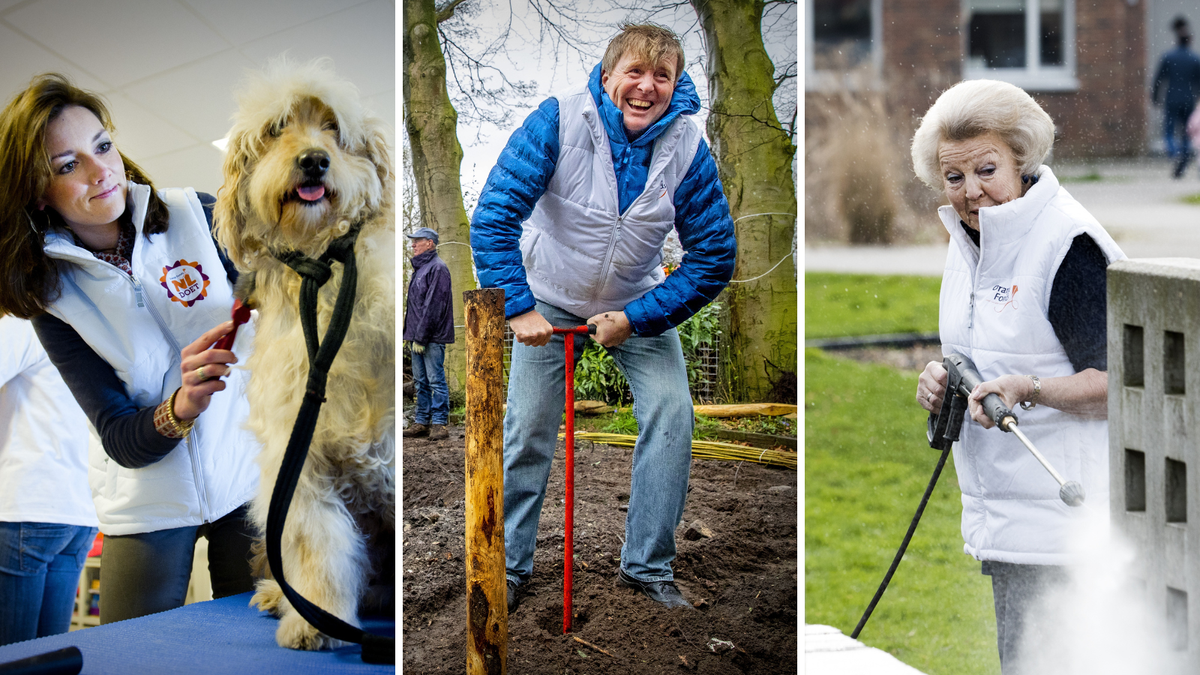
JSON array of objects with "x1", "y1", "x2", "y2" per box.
[
  {"x1": 573, "y1": 340, "x2": 630, "y2": 405},
  {"x1": 571, "y1": 302, "x2": 724, "y2": 405},
  {"x1": 602, "y1": 410, "x2": 640, "y2": 435}
]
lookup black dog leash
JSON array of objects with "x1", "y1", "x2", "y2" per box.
[{"x1": 265, "y1": 221, "x2": 394, "y2": 664}]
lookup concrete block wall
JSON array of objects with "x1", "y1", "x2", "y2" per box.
[{"x1": 1109, "y1": 259, "x2": 1200, "y2": 668}]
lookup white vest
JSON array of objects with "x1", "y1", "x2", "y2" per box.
[
  {"x1": 939, "y1": 166, "x2": 1126, "y2": 565},
  {"x1": 0, "y1": 316, "x2": 97, "y2": 527},
  {"x1": 520, "y1": 86, "x2": 703, "y2": 318},
  {"x1": 43, "y1": 184, "x2": 259, "y2": 536}
]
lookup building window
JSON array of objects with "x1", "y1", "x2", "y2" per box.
[
  {"x1": 964, "y1": 0, "x2": 1078, "y2": 91},
  {"x1": 806, "y1": 0, "x2": 882, "y2": 90}
]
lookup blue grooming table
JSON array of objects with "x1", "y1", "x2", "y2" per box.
[{"x1": 0, "y1": 592, "x2": 394, "y2": 674}]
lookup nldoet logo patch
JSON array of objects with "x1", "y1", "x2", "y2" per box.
[{"x1": 160, "y1": 260, "x2": 211, "y2": 307}]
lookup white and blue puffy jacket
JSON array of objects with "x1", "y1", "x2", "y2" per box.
[{"x1": 470, "y1": 64, "x2": 736, "y2": 336}]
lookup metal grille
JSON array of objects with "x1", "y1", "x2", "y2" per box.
[{"x1": 688, "y1": 330, "x2": 722, "y2": 404}]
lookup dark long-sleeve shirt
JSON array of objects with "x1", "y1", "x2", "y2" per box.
[{"x1": 1152, "y1": 46, "x2": 1200, "y2": 112}]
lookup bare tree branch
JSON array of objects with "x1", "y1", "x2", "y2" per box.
[{"x1": 436, "y1": 0, "x2": 469, "y2": 24}]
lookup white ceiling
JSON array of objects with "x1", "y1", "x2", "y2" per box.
[{"x1": 0, "y1": 0, "x2": 395, "y2": 196}]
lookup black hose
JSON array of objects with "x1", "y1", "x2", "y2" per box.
[{"x1": 850, "y1": 446, "x2": 951, "y2": 640}]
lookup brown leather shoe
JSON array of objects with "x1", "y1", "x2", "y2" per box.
[
  {"x1": 428, "y1": 424, "x2": 449, "y2": 441},
  {"x1": 402, "y1": 423, "x2": 429, "y2": 438}
]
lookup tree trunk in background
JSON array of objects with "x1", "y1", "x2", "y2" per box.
[
  {"x1": 404, "y1": 0, "x2": 475, "y2": 394},
  {"x1": 690, "y1": 0, "x2": 798, "y2": 402}
]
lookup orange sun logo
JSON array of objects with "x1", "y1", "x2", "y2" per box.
[{"x1": 160, "y1": 260, "x2": 211, "y2": 307}]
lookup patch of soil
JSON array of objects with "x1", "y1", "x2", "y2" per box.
[{"x1": 402, "y1": 423, "x2": 798, "y2": 674}]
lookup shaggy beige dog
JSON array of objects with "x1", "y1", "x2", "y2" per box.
[{"x1": 213, "y1": 59, "x2": 395, "y2": 651}]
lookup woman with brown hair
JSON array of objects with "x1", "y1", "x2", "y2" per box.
[{"x1": 0, "y1": 73, "x2": 260, "y2": 623}]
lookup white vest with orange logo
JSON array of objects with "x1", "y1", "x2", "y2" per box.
[
  {"x1": 42, "y1": 183, "x2": 259, "y2": 536},
  {"x1": 938, "y1": 165, "x2": 1125, "y2": 565}
]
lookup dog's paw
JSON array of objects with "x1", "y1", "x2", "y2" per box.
[
  {"x1": 251, "y1": 579, "x2": 285, "y2": 617},
  {"x1": 276, "y1": 611, "x2": 347, "y2": 651}
]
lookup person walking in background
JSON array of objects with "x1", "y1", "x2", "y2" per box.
[
  {"x1": 402, "y1": 227, "x2": 453, "y2": 441},
  {"x1": 0, "y1": 315, "x2": 98, "y2": 646},
  {"x1": 1151, "y1": 15, "x2": 1200, "y2": 178}
]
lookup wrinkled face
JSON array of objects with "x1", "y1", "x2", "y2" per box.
[
  {"x1": 938, "y1": 131, "x2": 1024, "y2": 231},
  {"x1": 40, "y1": 105, "x2": 127, "y2": 233},
  {"x1": 601, "y1": 52, "x2": 677, "y2": 135},
  {"x1": 240, "y1": 96, "x2": 382, "y2": 251},
  {"x1": 409, "y1": 237, "x2": 434, "y2": 257}
]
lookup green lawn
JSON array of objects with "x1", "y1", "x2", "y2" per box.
[
  {"x1": 805, "y1": 272, "x2": 942, "y2": 340},
  {"x1": 805, "y1": 272, "x2": 1000, "y2": 675}
]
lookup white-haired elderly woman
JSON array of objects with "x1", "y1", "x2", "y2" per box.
[{"x1": 912, "y1": 79, "x2": 1125, "y2": 672}]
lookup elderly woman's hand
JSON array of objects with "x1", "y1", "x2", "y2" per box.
[
  {"x1": 917, "y1": 360, "x2": 949, "y2": 414},
  {"x1": 174, "y1": 321, "x2": 238, "y2": 421},
  {"x1": 967, "y1": 375, "x2": 1032, "y2": 429},
  {"x1": 968, "y1": 369, "x2": 1109, "y2": 429}
]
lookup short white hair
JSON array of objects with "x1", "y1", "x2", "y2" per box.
[{"x1": 911, "y1": 79, "x2": 1055, "y2": 190}]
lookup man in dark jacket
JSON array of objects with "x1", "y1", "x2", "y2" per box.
[
  {"x1": 1151, "y1": 16, "x2": 1200, "y2": 177},
  {"x1": 470, "y1": 24, "x2": 736, "y2": 613},
  {"x1": 403, "y1": 227, "x2": 454, "y2": 440}
]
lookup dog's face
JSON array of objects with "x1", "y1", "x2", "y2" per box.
[{"x1": 215, "y1": 61, "x2": 393, "y2": 265}]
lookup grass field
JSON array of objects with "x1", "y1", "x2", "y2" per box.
[
  {"x1": 805, "y1": 273, "x2": 1001, "y2": 675},
  {"x1": 805, "y1": 272, "x2": 942, "y2": 340}
]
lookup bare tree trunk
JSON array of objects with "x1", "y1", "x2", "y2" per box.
[
  {"x1": 404, "y1": 0, "x2": 476, "y2": 394},
  {"x1": 690, "y1": 0, "x2": 798, "y2": 402}
]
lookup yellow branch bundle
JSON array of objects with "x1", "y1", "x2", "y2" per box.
[{"x1": 567, "y1": 432, "x2": 797, "y2": 469}]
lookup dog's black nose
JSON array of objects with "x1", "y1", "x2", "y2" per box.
[{"x1": 297, "y1": 149, "x2": 330, "y2": 178}]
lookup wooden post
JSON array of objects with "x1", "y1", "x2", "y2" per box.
[{"x1": 464, "y1": 288, "x2": 506, "y2": 675}]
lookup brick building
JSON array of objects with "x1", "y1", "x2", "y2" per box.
[{"x1": 806, "y1": 0, "x2": 1147, "y2": 160}]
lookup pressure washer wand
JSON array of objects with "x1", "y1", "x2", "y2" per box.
[{"x1": 935, "y1": 353, "x2": 1085, "y2": 507}]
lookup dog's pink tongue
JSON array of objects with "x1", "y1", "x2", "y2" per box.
[{"x1": 297, "y1": 185, "x2": 325, "y2": 201}]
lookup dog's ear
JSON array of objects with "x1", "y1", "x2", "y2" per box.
[
  {"x1": 366, "y1": 121, "x2": 394, "y2": 207},
  {"x1": 213, "y1": 127, "x2": 254, "y2": 267}
]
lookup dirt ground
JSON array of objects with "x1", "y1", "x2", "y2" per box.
[{"x1": 401, "y1": 423, "x2": 798, "y2": 674}]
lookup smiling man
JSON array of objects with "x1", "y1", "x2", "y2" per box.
[{"x1": 470, "y1": 23, "x2": 736, "y2": 613}]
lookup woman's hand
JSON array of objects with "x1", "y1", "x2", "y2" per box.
[
  {"x1": 968, "y1": 368, "x2": 1109, "y2": 429},
  {"x1": 968, "y1": 374, "x2": 1031, "y2": 429},
  {"x1": 917, "y1": 360, "x2": 948, "y2": 414},
  {"x1": 174, "y1": 321, "x2": 238, "y2": 421}
]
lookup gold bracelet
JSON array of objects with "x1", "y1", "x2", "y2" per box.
[
  {"x1": 166, "y1": 388, "x2": 196, "y2": 437},
  {"x1": 1020, "y1": 375, "x2": 1041, "y2": 411}
]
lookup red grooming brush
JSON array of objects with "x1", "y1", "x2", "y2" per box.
[{"x1": 212, "y1": 298, "x2": 251, "y2": 351}]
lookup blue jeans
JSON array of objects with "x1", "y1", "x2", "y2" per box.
[
  {"x1": 504, "y1": 301, "x2": 693, "y2": 585},
  {"x1": 411, "y1": 342, "x2": 449, "y2": 425},
  {"x1": 0, "y1": 522, "x2": 98, "y2": 646},
  {"x1": 1164, "y1": 104, "x2": 1194, "y2": 159}
]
